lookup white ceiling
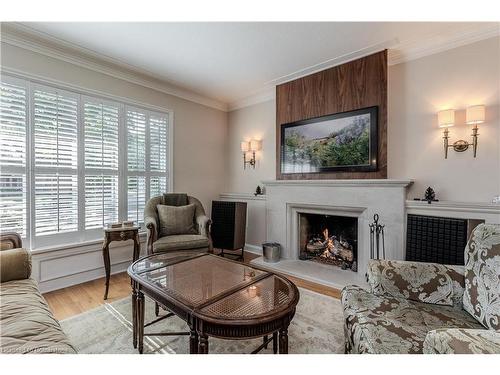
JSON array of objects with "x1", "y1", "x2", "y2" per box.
[{"x1": 14, "y1": 22, "x2": 500, "y2": 109}]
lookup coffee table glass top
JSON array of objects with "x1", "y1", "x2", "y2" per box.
[
  {"x1": 198, "y1": 274, "x2": 295, "y2": 320},
  {"x1": 132, "y1": 253, "x2": 267, "y2": 308}
]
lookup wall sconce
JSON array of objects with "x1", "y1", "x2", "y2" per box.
[
  {"x1": 241, "y1": 139, "x2": 262, "y2": 169},
  {"x1": 438, "y1": 105, "x2": 485, "y2": 159}
]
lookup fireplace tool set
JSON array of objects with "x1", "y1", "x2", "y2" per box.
[{"x1": 369, "y1": 213, "x2": 385, "y2": 259}]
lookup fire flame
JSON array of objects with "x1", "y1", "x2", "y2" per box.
[{"x1": 321, "y1": 228, "x2": 334, "y2": 258}]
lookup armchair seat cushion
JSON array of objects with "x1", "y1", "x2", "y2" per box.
[
  {"x1": 423, "y1": 328, "x2": 500, "y2": 354},
  {"x1": 153, "y1": 234, "x2": 209, "y2": 253},
  {"x1": 341, "y1": 285, "x2": 482, "y2": 354}
]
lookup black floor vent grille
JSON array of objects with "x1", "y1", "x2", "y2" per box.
[{"x1": 406, "y1": 214, "x2": 467, "y2": 265}]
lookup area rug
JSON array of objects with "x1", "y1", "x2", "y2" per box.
[{"x1": 60, "y1": 288, "x2": 345, "y2": 354}]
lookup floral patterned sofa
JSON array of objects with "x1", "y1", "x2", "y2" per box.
[{"x1": 341, "y1": 223, "x2": 500, "y2": 354}]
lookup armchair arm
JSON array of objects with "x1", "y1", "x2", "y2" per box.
[
  {"x1": 144, "y1": 216, "x2": 158, "y2": 255},
  {"x1": 196, "y1": 214, "x2": 213, "y2": 253},
  {"x1": 0, "y1": 248, "x2": 32, "y2": 283},
  {"x1": 367, "y1": 259, "x2": 463, "y2": 306},
  {"x1": 424, "y1": 328, "x2": 500, "y2": 354},
  {"x1": 196, "y1": 215, "x2": 211, "y2": 237}
]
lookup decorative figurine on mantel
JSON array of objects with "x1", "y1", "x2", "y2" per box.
[
  {"x1": 254, "y1": 185, "x2": 264, "y2": 196},
  {"x1": 424, "y1": 187, "x2": 439, "y2": 204},
  {"x1": 413, "y1": 187, "x2": 439, "y2": 204}
]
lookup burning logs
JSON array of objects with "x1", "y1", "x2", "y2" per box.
[{"x1": 305, "y1": 228, "x2": 355, "y2": 265}]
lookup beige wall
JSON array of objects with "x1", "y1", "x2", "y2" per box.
[
  {"x1": 226, "y1": 100, "x2": 276, "y2": 193},
  {"x1": 226, "y1": 36, "x2": 500, "y2": 203},
  {"x1": 388, "y1": 36, "x2": 499, "y2": 202},
  {"x1": 1, "y1": 43, "x2": 228, "y2": 213}
]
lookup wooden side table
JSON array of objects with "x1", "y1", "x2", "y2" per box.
[{"x1": 102, "y1": 226, "x2": 140, "y2": 300}]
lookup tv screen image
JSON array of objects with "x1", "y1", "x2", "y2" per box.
[{"x1": 280, "y1": 106, "x2": 378, "y2": 174}]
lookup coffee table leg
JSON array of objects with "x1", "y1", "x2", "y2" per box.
[
  {"x1": 132, "y1": 287, "x2": 138, "y2": 349},
  {"x1": 137, "y1": 291, "x2": 145, "y2": 354},
  {"x1": 273, "y1": 332, "x2": 278, "y2": 354},
  {"x1": 189, "y1": 326, "x2": 199, "y2": 354},
  {"x1": 198, "y1": 333, "x2": 209, "y2": 354},
  {"x1": 279, "y1": 328, "x2": 288, "y2": 354}
]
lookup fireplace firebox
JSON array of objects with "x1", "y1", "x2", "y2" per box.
[{"x1": 298, "y1": 213, "x2": 358, "y2": 271}]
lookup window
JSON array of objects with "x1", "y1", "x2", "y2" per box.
[
  {"x1": 0, "y1": 75, "x2": 171, "y2": 249},
  {"x1": 0, "y1": 79, "x2": 28, "y2": 239},
  {"x1": 126, "y1": 108, "x2": 169, "y2": 225},
  {"x1": 33, "y1": 87, "x2": 79, "y2": 237},
  {"x1": 83, "y1": 99, "x2": 119, "y2": 230}
]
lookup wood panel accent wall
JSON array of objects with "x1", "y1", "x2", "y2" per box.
[{"x1": 276, "y1": 50, "x2": 387, "y2": 180}]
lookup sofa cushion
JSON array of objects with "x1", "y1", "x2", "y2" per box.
[
  {"x1": 157, "y1": 204, "x2": 197, "y2": 236},
  {"x1": 463, "y1": 223, "x2": 500, "y2": 330},
  {"x1": 153, "y1": 234, "x2": 209, "y2": 253},
  {"x1": 0, "y1": 278, "x2": 76, "y2": 354},
  {"x1": 423, "y1": 328, "x2": 500, "y2": 354},
  {"x1": 341, "y1": 285, "x2": 482, "y2": 354},
  {"x1": 367, "y1": 260, "x2": 457, "y2": 306}
]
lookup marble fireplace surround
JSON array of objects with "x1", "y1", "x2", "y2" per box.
[{"x1": 251, "y1": 179, "x2": 414, "y2": 289}]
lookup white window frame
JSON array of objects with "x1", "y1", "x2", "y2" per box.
[
  {"x1": 0, "y1": 72, "x2": 174, "y2": 251},
  {"x1": 0, "y1": 75, "x2": 31, "y2": 247},
  {"x1": 125, "y1": 106, "x2": 170, "y2": 226}
]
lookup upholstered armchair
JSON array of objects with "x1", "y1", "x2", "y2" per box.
[
  {"x1": 341, "y1": 223, "x2": 500, "y2": 354},
  {"x1": 144, "y1": 194, "x2": 212, "y2": 255}
]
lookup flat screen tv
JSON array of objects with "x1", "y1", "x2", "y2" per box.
[{"x1": 280, "y1": 106, "x2": 378, "y2": 174}]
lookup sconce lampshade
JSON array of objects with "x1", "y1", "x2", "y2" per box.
[
  {"x1": 466, "y1": 105, "x2": 485, "y2": 125},
  {"x1": 249, "y1": 139, "x2": 262, "y2": 152},
  {"x1": 438, "y1": 109, "x2": 455, "y2": 128},
  {"x1": 240, "y1": 141, "x2": 250, "y2": 152}
]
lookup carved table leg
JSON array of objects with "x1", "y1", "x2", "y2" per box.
[
  {"x1": 133, "y1": 233, "x2": 140, "y2": 261},
  {"x1": 273, "y1": 331, "x2": 278, "y2": 354},
  {"x1": 154, "y1": 302, "x2": 160, "y2": 317},
  {"x1": 102, "y1": 239, "x2": 111, "y2": 300},
  {"x1": 279, "y1": 328, "x2": 288, "y2": 354},
  {"x1": 137, "y1": 290, "x2": 145, "y2": 354},
  {"x1": 198, "y1": 333, "x2": 209, "y2": 354},
  {"x1": 189, "y1": 326, "x2": 199, "y2": 354},
  {"x1": 132, "y1": 287, "x2": 138, "y2": 349},
  {"x1": 263, "y1": 335, "x2": 269, "y2": 349}
]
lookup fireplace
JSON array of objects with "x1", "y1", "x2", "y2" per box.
[{"x1": 298, "y1": 212, "x2": 358, "y2": 271}]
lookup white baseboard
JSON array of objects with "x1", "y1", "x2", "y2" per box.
[{"x1": 244, "y1": 243, "x2": 262, "y2": 255}]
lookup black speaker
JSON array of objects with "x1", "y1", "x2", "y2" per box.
[
  {"x1": 211, "y1": 201, "x2": 247, "y2": 259},
  {"x1": 406, "y1": 214, "x2": 483, "y2": 265}
]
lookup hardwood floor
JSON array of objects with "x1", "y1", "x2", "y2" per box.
[{"x1": 43, "y1": 251, "x2": 341, "y2": 321}]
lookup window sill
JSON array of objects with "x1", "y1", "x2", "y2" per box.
[{"x1": 30, "y1": 231, "x2": 146, "y2": 255}]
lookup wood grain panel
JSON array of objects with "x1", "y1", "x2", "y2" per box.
[{"x1": 276, "y1": 50, "x2": 387, "y2": 180}]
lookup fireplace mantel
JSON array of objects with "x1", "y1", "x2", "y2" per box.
[
  {"x1": 251, "y1": 178, "x2": 414, "y2": 289},
  {"x1": 262, "y1": 179, "x2": 413, "y2": 188}
]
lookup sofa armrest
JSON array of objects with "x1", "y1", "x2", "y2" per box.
[
  {"x1": 424, "y1": 328, "x2": 500, "y2": 354},
  {"x1": 0, "y1": 248, "x2": 32, "y2": 283},
  {"x1": 144, "y1": 216, "x2": 158, "y2": 255},
  {"x1": 367, "y1": 259, "x2": 463, "y2": 306},
  {"x1": 0, "y1": 232, "x2": 22, "y2": 250}
]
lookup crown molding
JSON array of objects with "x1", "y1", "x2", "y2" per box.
[
  {"x1": 388, "y1": 23, "x2": 500, "y2": 65},
  {"x1": 0, "y1": 23, "x2": 228, "y2": 112},
  {"x1": 228, "y1": 88, "x2": 275, "y2": 111},
  {"x1": 267, "y1": 38, "x2": 399, "y2": 86},
  {"x1": 230, "y1": 23, "x2": 500, "y2": 111}
]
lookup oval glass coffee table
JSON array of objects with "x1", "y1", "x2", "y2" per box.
[{"x1": 127, "y1": 251, "x2": 300, "y2": 354}]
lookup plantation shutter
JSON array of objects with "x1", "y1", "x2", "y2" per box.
[
  {"x1": 84, "y1": 100, "x2": 119, "y2": 229},
  {"x1": 33, "y1": 86, "x2": 79, "y2": 236},
  {"x1": 0, "y1": 80, "x2": 28, "y2": 236}
]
